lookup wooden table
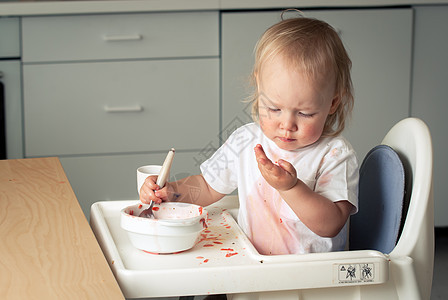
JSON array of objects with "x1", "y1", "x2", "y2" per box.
[{"x1": 0, "y1": 157, "x2": 124, "y2": 299}]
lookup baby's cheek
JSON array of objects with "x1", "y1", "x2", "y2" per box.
[
  {"x1": 259, "y1": 114, "x2": 267, "y2": 126},
  {"x1": 260, "y1": 115, "x2": 276, "y2": 129},
  {"x1": 258, "y1": 118, "x2": 268, "y2": 133},
  {"x1": 300, "y1": 123, "x2": 324, "y2": 142}
]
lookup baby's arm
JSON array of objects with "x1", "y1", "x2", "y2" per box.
[
  {"x1": 254, "y1": 144, "x2": 353, "y2": 238},
  {"x1": 140, "y1": 174, "x2": 225, "y2": 207}
]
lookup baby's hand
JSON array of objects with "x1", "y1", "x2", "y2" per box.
[
  {"x1": 139, "y1": 175, "x2": 172, "y2": 204},
  {"x1": 254, "y1": 144, "x2": 298, "y2": 191}
]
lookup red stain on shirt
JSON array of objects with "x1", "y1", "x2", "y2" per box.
[{"x1": 152, "y1": 207, "x2": 160, "y2": 211}]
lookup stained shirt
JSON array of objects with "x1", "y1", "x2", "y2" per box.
[{"x1": 200, "y1": 123, "x2": 359, "y2": 255}]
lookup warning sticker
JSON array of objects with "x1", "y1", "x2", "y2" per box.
[{"x1": 335, "y1": 263, "x2": 375, "y2": 284}]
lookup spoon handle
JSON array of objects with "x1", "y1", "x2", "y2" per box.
[{"x1": 156, "y1": 148, "x2": 175, "y2": 188}]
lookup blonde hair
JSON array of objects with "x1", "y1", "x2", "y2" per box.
[{"x1": 248, "y1": 16, "x2": 354, "y2": 137}]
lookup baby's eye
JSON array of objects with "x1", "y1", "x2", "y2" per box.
[
  {"x1": 298, "y1": 112, "x2": 315, "y2": 118},
  {"x1": 268, "y1": 107, "x2": 280, "y2": 112}
]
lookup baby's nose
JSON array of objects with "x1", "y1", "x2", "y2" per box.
[{"x1": 281, "y1": 115, "x2": 298, "y2": 131}]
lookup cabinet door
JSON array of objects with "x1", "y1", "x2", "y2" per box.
[
  {"x1": 0, "y1": 61, "x2": 23, "y2": 159},
  {"x1": 60, "y1": 151, "x2": 203, "y2": 218},
  {"x1": 411, "y1": 6, "x2": 448, "y2": 226},
  {"x1": 0, "y1": 17, "x2": 20, "y2": 58},
  {"x1": 23, "y1": 58, "x2": 219, "y2": 156},
  {"x1": 222, "y1": 9, "x2": 412, "y2": 160}
]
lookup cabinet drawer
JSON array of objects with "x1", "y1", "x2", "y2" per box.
[
  {"x1": 22, "y1": 12, "x2": 219, "y2": 62},
  {"x1": 0, "y1": 17, "x2": 20, "y2": 58},
  {"x1": 24, "y1": 58, "x2": 219, "y2": 156},
  {"x1": 60, "y1": 151, "x2": 204, "y2": 218}
]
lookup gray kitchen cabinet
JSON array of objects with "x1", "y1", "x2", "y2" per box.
[
  {"x1": 221, "y1": 8, "x2": 413, "y2": 161},
  {"x1": 411, "y1": 6, "x2": 448, "y2": 226},
  {"x1": 0, "y1": 17, "x2": 22, "y2": 159},
  {"x1": 21, "y1": 12, "x2": 220, "y2": 217},
  {"x1": 23, "y1": 59, "x2": 219, "y2": 157},
  {"x1": 0, "y1": 17, "x2": 20, "y2": 58}
]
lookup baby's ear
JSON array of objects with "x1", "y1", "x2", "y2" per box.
[{"x1": 329, "y1": 95, "x2": 340, "y2": 115}]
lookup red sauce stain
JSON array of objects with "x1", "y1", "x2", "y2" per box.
[
  {"x1": 204, "y1": 230, "x2": 211, "y2": 233},
  {"x1": 221, "y1": 248, "x2": 234, "y2": 251},
  {"x1": 152, "y1": 207, "x2": 160, "y2": 211},
  {"x1": 196, "y1": 256, "x2": 204, "y2": 259},
  {"x1": 279, "y1": 218, "x2": 283, "y2": 223},
  {"x1": 129, "y1": 210, "x2": 134, "y2": 215},
  {"x1": 203, "y1": 244, "x2": 214, "y2": 247},
  {"x1": 226, "y1": 226, "x2": 231, "y2": 229},
  {"x1": 199, "y1": 207, "x2": 203, "y2": 214},
  {"x1": 138, "y1": 204, "x2": 143, "y2": 209},
  {"x1": 203, "y1": 259, "x2": 209, "y2": 263},
  {"x1": 225, "y1": 252, "x2": 238, "y2": 257},
  {"x1": 200, "y1": 219, "x2": 208, "y2": 228},
  {"x1": 213, "y1": 241, "x2": 223, "y2": 244}
]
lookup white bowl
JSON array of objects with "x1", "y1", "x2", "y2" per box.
[{"x1": 121, "y1": 202, "x2": 208, "y2": 254}]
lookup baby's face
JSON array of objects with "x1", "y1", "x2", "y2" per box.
[{"x1": 257, "y1": 54, "x2": 339, "y2": 151}]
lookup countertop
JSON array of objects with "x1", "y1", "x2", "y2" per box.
[
  {"x1": 1, "y1": 0, "x2": 448, "y2": 17},
  {"x1": 0, "y1": 157, "x2": 124, "y2": 299}
]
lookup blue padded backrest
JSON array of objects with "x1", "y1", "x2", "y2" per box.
[{"x1": 349, "y1": 145, "x2": 405, "y2": 254}]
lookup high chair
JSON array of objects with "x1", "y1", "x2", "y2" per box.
[
  {"x1": 229, "y1": 117, "x2": 434, "y2": 300},
  {"x1": 89, "y1": 118, "x2": 433, "y2": 299}
]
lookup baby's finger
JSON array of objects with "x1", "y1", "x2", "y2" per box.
[
  {"x1": 254, "y1": 144, "x2": 267, "y2": 160},
  {"x1": 139, "y1": 184, "x2": 162, "y2": 204},
  {"x1": 254, "y1": 144, "x2": 274, "y2": 168},
  {"x1": 144, "y1": 175, "x2": 160, "y2": 190},
  {"x1": 278, "y1": 159, "x2": 297, "y2": 177},
  {"x1": 154, "y1": 187, "x2": 168, "y2": 201}
]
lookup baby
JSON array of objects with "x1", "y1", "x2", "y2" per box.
[{"x1": 140, "y1": 15, "x2": 359, "y2": 255}]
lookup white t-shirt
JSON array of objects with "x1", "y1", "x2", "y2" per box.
[{"x1": 201, "y1": 123, "x2": 359, "y2": 255}]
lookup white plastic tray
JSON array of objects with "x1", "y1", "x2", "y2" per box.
[{"x1": 90, "y1": 197, "x2": 390, "y2": 298}]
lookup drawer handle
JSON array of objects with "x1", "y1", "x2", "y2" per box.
[
  {"x1": 103, "y1": 34, "x2": 143, "y2": 42},
  {"x1": 104, "y1": 105, "x2": 143, "y2": 113}
]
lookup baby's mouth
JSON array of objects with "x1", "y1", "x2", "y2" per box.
[{"x1": 278, "y1": 137, "x2": 296, "y2": 142}]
